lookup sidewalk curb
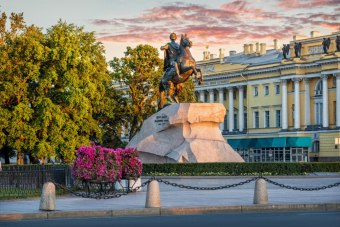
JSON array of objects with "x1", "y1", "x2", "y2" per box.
[{"x1": 1, "y1": 203, "x2": 339, "y2": 222}]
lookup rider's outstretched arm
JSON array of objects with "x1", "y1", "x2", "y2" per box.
[{"x1": 160, "y1": 44, "x2": 168, "y2": 51}]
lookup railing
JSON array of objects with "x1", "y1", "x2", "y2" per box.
[{"x1": 0, "y1": 165, "x2": 72, "y2": 198}]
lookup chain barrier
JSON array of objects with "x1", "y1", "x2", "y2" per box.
[
  {"x1": 49, "y1": 175, "x2": 340, "y2": 199},
  {"x1": 154, "y1": 177, "x2": 259, "y2": 190},
  {"x1": 49, "y1": 178, "x2": 154, "y2": 200},
  {"x1": 260, "y1": 176, "x2": 340, "y2": 191}
]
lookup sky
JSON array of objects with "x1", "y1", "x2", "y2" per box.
[{"x1": 0, "y1": 0, "x2": 339, "y2": 61}]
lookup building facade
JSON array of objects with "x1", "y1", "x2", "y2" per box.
[{"x1": 196, "y1": 30, "x2": 340, "y2": 162}]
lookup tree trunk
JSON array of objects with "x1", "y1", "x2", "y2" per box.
[{"x1": 4, "y1": 152, "x2": 10, "y2": 164}]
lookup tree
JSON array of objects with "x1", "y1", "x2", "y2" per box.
[
  {"x1": 109, "y1": 45, "x2": 163, "y2": 140},
  {"x1": 0, "y1": 12, "x2": 126, "y2": 163},
  {"x1": 177, "y1": 76, "x2": 197, "y2": 103},
  {"x1": 0, "y1": 12, "x2": 44, "y2": 163}
]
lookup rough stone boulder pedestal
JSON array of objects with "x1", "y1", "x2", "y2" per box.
[{"x1": 127, "y1": 103, "x2": 244, "y2": 163}]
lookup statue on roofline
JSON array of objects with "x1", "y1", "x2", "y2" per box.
[
  {"x1": 322, "y1": 38, "x2": 331, "y2": 54},
  {"x1": 282, "y1": 44, "x2": 290, "y2": 59},
  {"x1": 336, "y1": 36, "x2": 340, "y2": 52},
  {"x1": 294, "y1": 42, "x2": 302, "y2": 58}
]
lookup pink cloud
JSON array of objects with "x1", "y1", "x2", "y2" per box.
[
  {"x1": 276, "y1": 0, "x2": 340, "y2": 9},
  {"x1": 93, "y1": 1, "x2": 340, "y2": 48}
]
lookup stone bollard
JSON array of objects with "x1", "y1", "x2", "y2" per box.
[
  {"x1": 253, "y1": 178, "x2": 268, "y2": 204},
  {"x1": 39, "y1": 181, "x2": 56, "y2": 211},
  {"x1": 145, "y1": 180, "x2": 161, "y2": 208}
]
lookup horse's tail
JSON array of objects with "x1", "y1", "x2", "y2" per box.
[{"x1": 158, "y1": 81, "x2": 165, "y2": 111}]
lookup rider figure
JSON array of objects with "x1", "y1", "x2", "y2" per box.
[{"x1": 160, "y1": 33, "x2": 181, "y2": 80}]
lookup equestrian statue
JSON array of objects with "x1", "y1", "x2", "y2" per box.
[{"x1": 158, "y1": 33, "x2": 203, "y2": 110}]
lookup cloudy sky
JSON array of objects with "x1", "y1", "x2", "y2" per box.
[{"x1": 1, "y1": 0, "x2": 339, "y2": 61}]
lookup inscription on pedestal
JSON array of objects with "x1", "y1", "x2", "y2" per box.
[{"x1": 154, "y1": 114, "x2": 169, "y2": 126}]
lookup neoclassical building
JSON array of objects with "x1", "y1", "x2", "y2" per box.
[{"x1": 196, "y1": 30, "x2": 340, "y2": 162}]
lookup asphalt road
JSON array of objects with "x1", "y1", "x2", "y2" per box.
[{"x1": 1, "y1": 211, "x2": 340, "y2": 227}]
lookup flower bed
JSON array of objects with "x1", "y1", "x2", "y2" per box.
[
  {"x1": 118, "y1": 147, "x2": 143, "y2": 179},
  {"x1": 72, "y1": 143, "x2": 142, "y2": 185}
]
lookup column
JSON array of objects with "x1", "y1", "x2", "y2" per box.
[
  {"x1": 305, "y1": 78, "x2": 311, "y2": 126},
  {"x1": 227, "y1": 87, "x2": 234, "y2": 132},
  {"x1": 237, "y1": 85, "x2": 244, "y2": 132},
  {"x1": 292, "y1": 78, "x2": 302, "y2": 130},
  {"x1": 321, "y1": 75, "x2": 329, "y2": 128},
  {"x1": 280, "y1": 79, "x2": 288, "y2": 131},
  {"x1": 208, "y1": 89, "x2": 214, "y2": 103},
  {"x1": 198, "y1": 90, "x2": 205, "y2": 102},
  {"x1": 314, "y1": 102, "x2": 317, "y2": 125},
  {"x1": 335, "y1": 73, "x2": 340, "y2": 128},
  {"x1": 217, "y1": 88, "x2": 225, "y2": 131}
]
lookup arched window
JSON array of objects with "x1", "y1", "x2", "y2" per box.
[{"x1": 314, "y1": 79, "x2": 323, "y2": 95}]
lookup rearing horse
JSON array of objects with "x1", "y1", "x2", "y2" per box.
[{"x1": 158, "y1": 34, "x2": 203, "y2": 110}]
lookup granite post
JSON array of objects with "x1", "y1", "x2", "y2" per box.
[
  {"x1": 145, "y1": 180, "x2": 161, "y2": 208},
  {"x1": 39, "y1": 181, "x2": 56, "y2": 211},
  {"x1": 253, "y1": 178, "x2": 268, "y2": 204}
]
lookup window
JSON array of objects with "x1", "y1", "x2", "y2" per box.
[
  {"x1": 315, "y1": 80, "x2": 323, "y2": 95},
  {"x1": 264, "y1": 86, "x2": 269, "y2": 96},
  {"x1": 292, "y1": 81, "x2": 295, "y2": 92},
  {"x1": 253, "y1": 87, "x2": 258, "y2": 97},
  {"x1": 254, "y1": 111, "x2": 259, "y2": 128},
  {"x1": 265, "y1": 110, "x2": 270, "y2": 128},
  {"x1": 243, "y1": 89, "x2": 247, "y2": 99},
  {"x1": 233, "y1": 91, "x2": 236, "y2": 100},
  {"x1": 275, "y1": 110, "x2": 281, "y2": 127},
  {"x1": 244, "y1": 113, "x2": 247, "y2": 129},
  {"x1": 312, "y1": 141, "x2": 320, "y2": 152},
  {"x1": 214, "y1": 93, "x2": 217, "y2": 102},
  {"x1": 275, "y1": 85, "x2": 280, "y2": 95},
  {"x1": 223, "y1": 92, "x2": 227, "y2": 101},
  {"x1": 234, "y1": 113, "x2": 238, "y2": 130},
  {"x1": 204, "y1": 94, "x2": 208, "y2": 102},
  {"x1": 224, "y1": 114, "x2": 228, "y2": 130}
]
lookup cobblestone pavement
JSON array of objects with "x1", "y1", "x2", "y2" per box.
[{"x1": 1, "y1": 177, "x2": 339, "y2": 214}]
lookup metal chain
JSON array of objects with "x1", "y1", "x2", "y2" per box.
[
  {"x1": 261, "y1": 177, "x2": 340, "y2": 191},
  {"x1": 49, "y1": 178, "x2": 154, "y2": 200},
  {"x1": 154, "y1": 177, "x2": 259, "y2": 190},
  {"x1": 49, "y1": 176, "x2": 340, "y2": 200}
]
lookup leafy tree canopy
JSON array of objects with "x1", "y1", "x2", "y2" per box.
[{"x1": 0, "y1": 12, "x2": 127, "y2": 163}]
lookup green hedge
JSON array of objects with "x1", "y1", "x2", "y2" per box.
[
  {"x1": 142, "y1": 162, "x2": 340, "y2": 175},
  {"x1": 3, "y1": 162, "x2": 340, "y2": 175}
]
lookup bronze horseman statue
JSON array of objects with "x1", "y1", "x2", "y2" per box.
[
  {"x1": 282, "y1": 44, "x2": 290, "y2": 59},
  {"x1": 322, "y1": 38, "x2": 331, "y2": 54},
  {"x1": 158, "y1": 33, "x2": 203, "y2": 110}
]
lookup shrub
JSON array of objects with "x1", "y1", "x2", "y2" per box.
[
  {"x1": 72, "y1": 143, "x2": 121, "y2": 185},
  {"x1": 118, "y1": 147, "x2": 143, "y2": 179},
  {"x1": 142, "y1": 162, "x2": 340, "y2": 176}
]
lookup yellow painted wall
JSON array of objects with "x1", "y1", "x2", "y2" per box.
[{"x1": 319, "y1": 132, "x2": 340, "y2": 157}]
